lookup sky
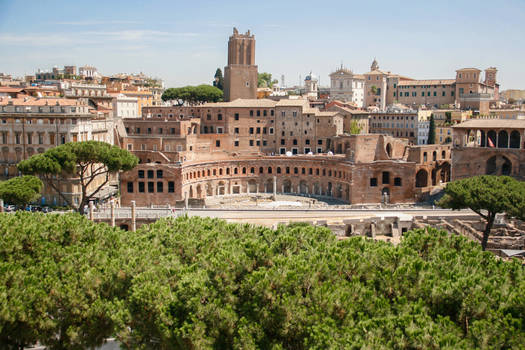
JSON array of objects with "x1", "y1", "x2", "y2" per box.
[{"x1": 1, "y1": 0, "x2": 525, "y2": 89}]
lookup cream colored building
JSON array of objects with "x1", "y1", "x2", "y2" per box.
[
  {"x1": 0, "y1": 96, "x2": 123, "y2": 206},
  {"x1": 329, "y1": 66, "x2": 365, "y2": 107}
]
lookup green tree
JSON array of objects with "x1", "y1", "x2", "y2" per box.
[
  {"x1": 115, "y1": 217, "x2": 525, "y2": 349},
  {"x1": 370, "y1": 85, "x2": 378, "y2": 95},
  {"x1": 17, "y1": 141, "x2": 138, "y2": 212},
  {"x1": 0, "y1": 212, "x2": 125, "y2": 350},
  {"x1": 437, "y1": 175, "x2": 525, "y2": 250},
  {"x1": 427, "y1": 114, "x2": 436, "y2": 144},
  {"x1": 213, "y1": 68, "x2": 224, "y2": 90},
  {"x1": 0, "y1": 175, "x2": 42, "y2": 207},
  {"x1": 349, "y1": 120, "x2": 362, "y2": 135},
  {"x1": 161, "y1": 85, "x2": 223, "y2": 105},
  {"x1": 258, "y1": 72, "x2": 277, "y2": 88}
]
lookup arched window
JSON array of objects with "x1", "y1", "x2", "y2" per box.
[{"x1": 510, "y1": 130, "x2": 520, "y2": 149}]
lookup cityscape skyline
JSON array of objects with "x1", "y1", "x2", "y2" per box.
[{"x1": 1, "y1": 0, "x2": 525, "y2": 89}]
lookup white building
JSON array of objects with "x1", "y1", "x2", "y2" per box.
[
  {"x1": 417, "y1": 119, "x2": 430, "y2": 145},
  {"x1": 329, "y1": 65, "x2": 365, "y2": 107},
  {"x1": 112, "y1": 93, "x2": 139, "y2": 119},
  {"x1": 304, "y1": 72, "x2": 318, "y2": 99},
  {"x1": 78, "y1": 66, "x2": 100, "y2": 79}
]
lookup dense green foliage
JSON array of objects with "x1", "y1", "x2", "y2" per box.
[
  {"x1": 437, "y1": 175, "x2": 525, "y2": 250},
  {"x1": 17, "y1": 141, "x2": 138, "y2": 212},
  {"x1": 0, "y1": 212, "x2": 124, "y2": 349},
  {"x1": 161, "y1": 85, "x2": 223, "y2": 105},
  {"x1": 427, "y1": 114, "x2": 436, "y2": 145},
  {"x1": 258, "y1": 72, "x2": 277, "y2": 88},
  {"x1": 1, "y1": 214, "x2": 524, "y2": 349},
  {"x1": 0, "y1": 175, "x2": 42, "y2": 206},
  {"x1": 213, "y1": 68, "x2": 224, "y2": 91}
]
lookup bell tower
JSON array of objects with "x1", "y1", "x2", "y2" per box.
[{"x1": 224, "y1": 28, "x2": 258, "y2": 101}]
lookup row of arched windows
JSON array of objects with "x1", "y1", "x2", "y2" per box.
[{"x1": 183, "y1": 165, "x2": 350, "y2": 181}]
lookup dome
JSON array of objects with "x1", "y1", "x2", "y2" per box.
[{"x1": 305, "y1": 71, "x2": 317, "y2": 81}]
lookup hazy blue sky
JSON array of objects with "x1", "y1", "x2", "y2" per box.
[{"x1": 1, "y1": 0, "x2": 524, "y2": 89}]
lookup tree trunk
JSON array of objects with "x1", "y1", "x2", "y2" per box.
[{"x1": 481, "y1": 213, "x2": 495, "y2": 251}]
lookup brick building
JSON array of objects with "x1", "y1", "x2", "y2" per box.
[{"x1": 118, "y1": 28, "x2": 450, "y2": 207}]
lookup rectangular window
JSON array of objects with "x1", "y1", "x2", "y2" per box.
[
  {"x1": 394, "y1": 177, "x2": 402, "y2": 186},
  {"x1": 370, "y1": 178, "x2": 378, "y2": 187},
  {"x1": 217, "y1": 114, "x2": 222, "y2": 120},
  {"x1": 168, "y1": 181, "x2": 175, "y2": 193},
  {"x1": 382, "y1": 172, "x2": 390, "y2": 184},
  {"x1": 234, "y1": 113, "x2": 239, "y2": 120},
  {"x1": 148, "y1": 182, "x2": 154, "y2": 193},
  {"x1": 147, "y1": 170, "x2": 154, "y2": 179},
  {"x1": 138, "y1": 181, "x2": 145, "y2": 193},
  {"x1": 216, "y1": 140, "x2": 221, "y2": 147},
  {"x1": 256, "y1": 110, "x2": 260, "y2": 116},
  {"x1": 249, "y1": 140, "x2": 254, "y2": 146},
  {"x1": 138, "y1": 170, "x2": 145, "y2": 178},
  {"x1": 256, "y1": 127, "x2": 260, "y2": 134},
  {"x1": 127, "y1": 182, "x2": 133, "y2": 193},
  {"x1": 156, "y1": 170, "x2": 163, "y2": 178},
  {"x1": 249, "y1": 127, "x2": 254, "y2": 134},
  {"x1": 234, "y1": 140, "x2": 239, "y2": 147},
  {"x1": 281, "y1": 139, "x2": 285, "y2": 145},
  {"x1": 234, "y1": 127, "x2": 239, "y2": 134},
  {"x1": 263, "y1": 110, "x2": 267, "y2": 116},
  {"x1": 157, "y1": 182, "x2": 163, "y2": 192},
  {"x1": 317, "y1": 139, "x2": 323, "y2": 145},
  {"x1": 269, "y1": 127, "x2": 274, "y2": 134},
  {"x1": 250, "y1": 110, "x2": 254, "y2": 116}
]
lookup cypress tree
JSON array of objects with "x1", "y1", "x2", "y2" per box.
[{"x1": 427, "y1": 114, "x2": 436, "y2": 144}]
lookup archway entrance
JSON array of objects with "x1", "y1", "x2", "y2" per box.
[
  {"x1": 486, "y1": 155, "x2": 512, "y2": 176},
  {"x1": 415, "y1": 169, "x2": 428, "y2": 188}
]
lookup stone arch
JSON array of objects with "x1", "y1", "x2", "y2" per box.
[
  {"x1": 282, "y1": 179, "x2": 292, "y2": 193},
  {"x1": 487, "y1": 130, "x2": 496, "y2": 147},
  {"x1": 217, "y1": 181, "x2": 226, "y2": 195},
  {"x1": 189, "y1": 186, "x2": 194, "y2": 198},
  {"x1": 486, "y1": 155, "x2": 512, "y2": 176},
  {"x1": 432, "y1": 151, "x2": 437, "y2": 161},
  {"x1": 498, "y1": 130, "x2": 509, "y2": 148},
  {"x1": 385, "y1": 143, "x2": 392, "y2": 158},
  {"x1": 382, "y1": 187, "x2": 390, "y2": 203},
  {"x1": 336, "y1": 143, "x2": 343, "y2": 154},
  {"x1": 335, "y1": 183, "x2": 343, "y2": 198},
  {"x1": 440, "y1": 162, "x2": 451, "y2": 183},
  {"x1": 299, "y1": 180, "x2": 308, "y2": 194},
  {"x1": 265, "y1": 179, "x2": 273, "y2": 193},
  {"x1": 313, "y1": 182, "x2": 321, "y2": 195},
  {"x1": 480, "y1": 130, "x2": 486, "y2": 147},
  {"x1": 196, "y1": 184, "x2": 202, "y2": 198},
  {"x1": 510, "y1": 130, "x2": 520, "y2": 149},
  {"x1": 206, "y1": 183, "x2": 214, "y2": 196},
  {"x1": 415, "y1": 169, "x2": 428, "y2": 188},
  {"x1": 248, "y1": 179, "x2": 257, "y2": 193},
  {"x1": 327, "y1": 182, "x2": 333, "y2": 196}
]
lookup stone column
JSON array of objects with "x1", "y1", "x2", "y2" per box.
[
  {"x1": 131, "y1": 200, "x2": 136, "y2": 232},
  {"x1": 89, "y1": 201, "x2": 94, "y2": 221},
  {"x1": 273, "y1": 176, "x2": 277, "y2": 197},
  {"x1": 110, "y1": 199, "x2": 116, "y2": 227},
  {"x1": 184, "y1": 194, "x2": 189, "y2": 209},
  {"x1": 0, "y1": 199, "x2": 4, "y2": 213}
]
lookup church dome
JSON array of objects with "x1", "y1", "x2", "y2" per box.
[{"x1": 305, "y1": 72, "x2": 317, "y2": 81}]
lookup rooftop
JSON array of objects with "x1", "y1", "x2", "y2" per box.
[{"x1": 453, "y1": 119, "x2": 525, "y2": 129}]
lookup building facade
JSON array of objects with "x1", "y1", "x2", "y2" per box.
[{"x1": 329, "y1": 66, "x2": 365, "y2": 107}]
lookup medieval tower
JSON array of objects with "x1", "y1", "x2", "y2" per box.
[{"x1": 224, "y1": 28, "x2": 258, "y2": 101}]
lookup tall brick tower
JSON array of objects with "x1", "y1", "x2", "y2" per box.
[{"x1": 224, "y1": 28, "x2": 258, "y2": 101}]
